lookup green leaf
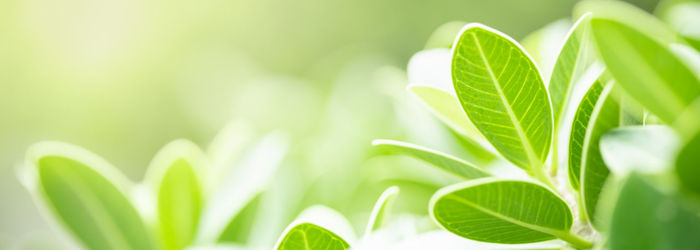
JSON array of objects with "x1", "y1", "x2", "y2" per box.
[
  {"x1": 590, "y1": 18, "x2": 700, "y2": 124},
  {"x1": 609, "y1": 174, "x2": 700, "y2": 250},
  {"x1": 430, "y1": 178, "x2": 589, "y2": 247},
  {"x1": 23, "y1": 142, "x2": 155, "y2": 250},
  {"x1": 372, "y1": 139, "x2": 491, "y2": 179},
  {"x1": 275, "y1": 206, "x2": 355, "y2": 250},
  {"x1": 145, "y1": 140, "x2": 205, "y2": 250},
  {"x1": 451, "y1": 23, "x2": 553, "y2": 172},
  {"x1": 675, "y1": 130, "x2": 700, "y2": 197},
  {"x1": 549, "y1": 13, "x2": 594, "y2": 124},
  {"x1": 276, "y1": 223, "x2": 349, "y2": 250},
  {"x1": 408, "y1": 84, "x2": 487, "y2": 144},
  {"x1": 568, "y1": 79, "x2": 620, "y2": 226},
  {"x1": 364, "y1": 186, "x2": 399, "y2": 235},
  {"x1": 600, "y1": 126, "x2": 680, "y2": 175}
]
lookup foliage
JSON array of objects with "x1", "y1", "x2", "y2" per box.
[{"x1": 17, "y1": 1, "x2": 700, "y2": 249}]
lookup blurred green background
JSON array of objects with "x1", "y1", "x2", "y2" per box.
[{"x1": 0, "y1": 0, "x2": 659, "y2": 248}]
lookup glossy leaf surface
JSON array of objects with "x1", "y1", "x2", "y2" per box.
[
  {"x1": 430, "y1": 178, "x2": 578, "y2": 245},
  {"x1": 452, "y1": 23, "x2": 552, "y2": 171}
]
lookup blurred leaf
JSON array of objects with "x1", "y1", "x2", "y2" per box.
[
  {"x1": 365, "y1": 186, "x2": 400, "y2": 235},
  {"x1": 408, "y1": 84, "x2": 488, "y2": 145},
  {"x1": 451, "y1": 23, "x2": 552, "y2": 173},
  {"x1": 217, "y1": 193, "x2": 261, "y2": 244},
  {"x1": 372, "y1": 139, "x2": 491, "y2": 179},
  {"x1": 600, "y1": 126, "x2": 680, "y2": 176},
  {"x1": 549, "y1": 13, "x2": 594, "y2": 124},
  {"x1": 568, "y1": 80, "x2": 619, "y2": 226},
  {"x1": 662, "y1": 2, "x2": 700, "y2": 51},
  {"x1": 145, "y1": 140, "x2": 206, "y2": 250},
  {"x1": 675, "y1": 130, "x2": 700, "y2": 197},
  {"x1": 424, "y1": 21, "x2": 467, "y2": 49},
  {"x1": 521, "y1": 19, "x2": 572, "y2": 80},
  {"x1": 24, "y1": 142, "x2": 155, "y2": 250},
  {"x1": 430, "y1": 178, "x2": 588, "y2": 247},
  {"x1": 590, "y1": 18, "x2": 700, "y2": 124},
  {"x1": 195, "y1": 133, "x2": 288, "y2": 244},
  {"x1": 407, "y1": 49, "x2": 454, "y2": 93},
  {"x1": 575, "y1": 0, "x2": 681, "y2": 45},
  {"x1": 609, "y1": 174, "x2": 700, "y2": 250}
]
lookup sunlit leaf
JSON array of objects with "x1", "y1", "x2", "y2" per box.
[
  {"x1": 365, "y1": 186, "x2": 400, "y2": 235},
  {"x1": 372, "y1": 139, "x2": 491, "y2": 179},
  {"x1": 590, "y1": 17, "x2": 700, "y2": 124},
  {"x1": 451, "y1": 23, "x2": 552, "y2": 173},
  {"x1": 568, "y1": 80, "x2": 619, "y2": 226},
  {"x1": 275, "y1": 206, "x2": 355, "y2": 250},
  {"x1": 600, "y1": 126, "x2": 680, "y2": 175},
  {"x1": 609, "y1": 174, "x2": 700, "y2": 250},
  {"x1": 276, "y1": 223, "x2": 349, "y2": 250},
  {"x1": 430, "y1": 178, "x2": 589, "y2": 247},
  {"x1": 23, "y1": 142, "x2": 155, "y2": 250},
  {"x1": 145, "y1": 140, "x2": 206, "y2": 250},
  {"x1": 549, "y1": 13, "x2": 594, "y2": 124}
]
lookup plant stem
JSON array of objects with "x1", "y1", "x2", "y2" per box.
[
  {"x1": 556, "y1": 231, "x2": 594, "y2": 249},
  {"x1": 533, "y1": 166, "x2": 556, "y2": 190},
  {"x1": 577, "y1": 194, "x2": 589, "y2": 222}
]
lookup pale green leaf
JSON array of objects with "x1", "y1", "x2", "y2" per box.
[
  {"x1": 372, "y1": 139, "x2": 491, "y2": 179},
  {"x1": 145, "y1": 140, "x2": 206, "y2": 250},
  {"x1": 609, "y1": 174, "x2": 700, "y2": 250},
  {"x1": 549, "y1": 13, "x2": 594, "y2": 124},
  {"x1": 590, "y1": 18, "x2": 700, "y2": 124},
  {"x1": 568, "y1": 80, "x2": 620, "y2": 226},
  {"x1": 521, "y1": 19, "x2": 572, "y2": 80},
  {"x1": 23, "y1": 142, "x2": 155, "y2": 250},
  {"x1": 575, "y1": 0, "x2": 681, "y2": 45},
  {"x1": 425, "y1": 21, "x2": 468, "y2": 50},
  {"x1": 408, "y1": 84, "x2": 487, "y2": 144},
  {"x1": 196, "y1": 133, "x2": 288, "y2": 243},
  {"x1": 365, "y1": 186, "x2": 400, "y2": 235},
  {"x1": 452, "y1": 23, "x2": 553, "y2": 172},
  {"x1": 600, "y1": 126, "x2": 680, "y2": 176},
  {"x1": 661, "y1": 2, "x2": 700, "y2": 51},
  {"x1": 430, "y1": 178, "x2": 588, "y2": 247},
  {"x1": 407, "y1": 50, "x2": 453, "y2": 93}
]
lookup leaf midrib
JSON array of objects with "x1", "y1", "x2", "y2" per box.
[
  {"x1": 471, "y1": 32, "x2": 542, "y2": 170},
  {"x1": 445, "y1": 193, "x2": 568, "y2": 239}
]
